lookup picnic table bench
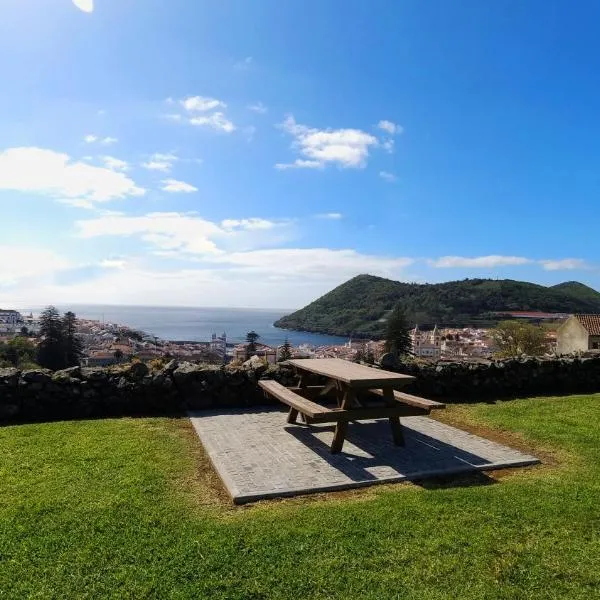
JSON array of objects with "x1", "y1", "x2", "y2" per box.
[{"x1": 259, "y1": 358, "x2": 445, "y2": 453}]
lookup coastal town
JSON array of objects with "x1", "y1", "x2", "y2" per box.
[{"x1": 0, "y1": 307, "x2": 573, "y2": 367}]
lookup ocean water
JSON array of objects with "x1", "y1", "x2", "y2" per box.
[{"x1": 26, "y1": 305, "x2": 349, "y2": 347}]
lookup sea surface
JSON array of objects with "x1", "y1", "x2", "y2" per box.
[{"x1": 24, "y1": 305, "x2": 348, "y2": 347}]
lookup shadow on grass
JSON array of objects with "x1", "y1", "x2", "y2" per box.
[{"x1": 413, "y1": 470, "x2": 497, "y2": 490}]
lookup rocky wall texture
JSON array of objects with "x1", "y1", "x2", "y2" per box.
[
  {"x1": 1, "y1": 356, "x2": 599, "y2": 423},
  {"x1": 395, "y1": 355, "x2": 600, "y2": 400}
]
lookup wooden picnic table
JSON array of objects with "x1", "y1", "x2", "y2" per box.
[{"x1": 259, "y1": 358, "x2": 444, "y2": 453}]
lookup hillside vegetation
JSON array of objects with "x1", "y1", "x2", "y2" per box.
[{"x1": 274, "y1": 275, "x2": 600, "y2": 337}]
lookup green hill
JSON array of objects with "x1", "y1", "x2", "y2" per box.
[
  {"x1": 550, "y1": 281, "x2": 600, "y2": 304},
  {"x1": 274, "y1": 275, "x2": 600, "y2": 338}
]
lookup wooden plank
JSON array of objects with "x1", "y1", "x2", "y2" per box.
[
  {"x1": 288, "y1": 385, "x2": 332, "y2": 400},
  {"x1": 287, "y1": 358, "x2": 415, "y2": 388},
  {"x1": 369, "y1": 388, "x2": 446, "y2": 410},
  {"x1": 308, "y1": 405, "x2": 428, "y2": 423},
  {"x1": 259, "y1": 380, "x2": 331, "y2": 419},
  {"x1": 260, "y1": 380, "x2": 425, "y2": 423}
]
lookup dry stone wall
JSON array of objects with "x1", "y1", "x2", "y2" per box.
[{"x1": 1, "y1": 356, "x2": 599, "y2": 423}]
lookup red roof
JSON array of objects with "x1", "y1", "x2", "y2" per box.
[{"x1": 575, "y1": 314, "x2": 600, "y2": 336}]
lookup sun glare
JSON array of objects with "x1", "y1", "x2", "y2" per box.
[{"x1": 72, "y1": 0, "x2": 94, "y2": 13}]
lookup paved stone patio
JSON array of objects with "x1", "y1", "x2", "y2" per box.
[{"x1": 189, "y1": 407, "x2": 539, "y2": 504}]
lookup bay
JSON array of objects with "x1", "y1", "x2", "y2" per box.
[{"x1": 24, "y1": 305, "x2": 349, "y2": 347}]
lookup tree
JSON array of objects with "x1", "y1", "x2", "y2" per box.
[
  {"x1": 279, "y1": 338, "x2": 292, "y2": 362},
  {"x1": 20, "y1": 325, "x2": 29, "y2": 336},
  {"x1": 37, "y1": 306, "x2": 65, "y2": 370},
  {"x1": 0, "y1": 337, "x2": 37, "y2": 367},
  {"x1": 490, "y1": 320, "x2": 550, "y2": 358},
  {"x1": 63, "y1": 311, "x2": 84, "y2": 367},
  {"x1": 384, "y1": 306, "x2": 412, "y2": 358},
  {"x1": 245, "y1": 331, "x2": 260, "y2": 359},
  {"x1": 113, "y1": 349, "x2": 124, "y2": 363}
]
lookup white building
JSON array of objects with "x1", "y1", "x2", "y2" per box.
[
  {"x1": 22, "y1": 316, "x2": 41, "y2": 335},
  {"x1": 210, "y1": 332, "x2": 227, "y2": 357},
  {"x1": 233, "y1": 343, "x2": 277, "y2": 364},
  {"x1": 411, "y1": 325, "x2": 441, "y2": 359},
  {"x1": 0, "y1": 310, "x2": 23, "y2": 326}
]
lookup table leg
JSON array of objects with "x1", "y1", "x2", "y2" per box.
[
  {"x1": 319, "y1": 379, "x2": 338, "y2": 399},
  {"x1": 297, "y1": 374, "x2": 308, "y2": 423},
  {"x1": 329, "y1": 385, "x2": 356, "y2": 453},
  {"x1": 287, "y1": 407, "x2": 299, "y2": 424},
  {"x1": 331, "y1": 420, "x2": 348, "y2": 453},
  {"x1": 382, "y1": 387, "x2": 405, "y2": 446}
]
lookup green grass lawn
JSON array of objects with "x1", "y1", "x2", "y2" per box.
[{"x1": 1, "y1": 395, "x2": 599, "y2": 599}]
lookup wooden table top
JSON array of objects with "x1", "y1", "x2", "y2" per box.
[{"x1": 286, "y1": 358, "x2": 415, "y2": 388}]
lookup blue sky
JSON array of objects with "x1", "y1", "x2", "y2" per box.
[{"x1": 1, "y1": 0, "x2": 599, "y2": 308}]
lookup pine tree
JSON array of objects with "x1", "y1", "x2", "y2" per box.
[
  {"x1": 384, "y1": 306, "x2": 412, "y2": 358},
  {"x1": 37, "y1": 306, "x2": 66, "y2": 370},
  {"x1": 279, "y1": 338, "x2": 292, "y2": 362},
  {"x1": 63, "y1": 311, "x2": 84, "y2": 367},
  {"x1": 245, "y1": 330, "x2": 260, "y2": 359}
]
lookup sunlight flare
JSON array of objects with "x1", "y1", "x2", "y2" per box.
[{"x1": 72, "y1": 0, "x2": 94, "y2": 13}]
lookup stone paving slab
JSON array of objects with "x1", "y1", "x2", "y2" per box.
[{"x1": 189, "y1": 407, "x2": 539, "y2": 504}]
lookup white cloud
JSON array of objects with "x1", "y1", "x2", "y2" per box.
[
  {"x1": 74, "y1": 212, "x2": 291, "y2": 258},
  {"x1": 190, "y1": 112, "x2": 235, "y2": 133},
  {"x1": 72, "y1": 0, "x2": 94, "y2": 13},
  {"x1": 153, "y1": 152, "x2": 178, "y2": 161},
  {"x1": 76, "y1": 212, "x2": 222, "y2": 255},
  {"x1": 209, "y1": 249, "x2": 413, "y2": 281},
  {"x1": 99, "y1": 259, "x2": 127, "y2": 269},
  {"x1": 84, "y1": 135, "x2": 118, "y2": 145},
  {"x1": 160, "y1": 179, "x2": 198, "y2": 193},
  {"x1": 382, "y1": 139, "x2": 395, "y2": 153},
  {"x1": 181, "y1": 96, "x2": 226, "y2": 112},
  {"x1": 167, "y1": 95, "x2": 235, "y2": 132},
  {"x1": 315, "y1": 213, "x2": 343, "y2": 220},
  {"x1": 275, "y1": 159, "x2": 323, "y2": 170},
  {"x1": 430, "y1": 255, "x2": 532, "y2": 268},
  {"x1": 540, "y1": 258, "x2": 590, "y2": 271},
  {"x1": 74, "y1": 212, "x2": 411, "y2": 278},
  {"x1": 101, "y1": 156, "x2": 129, "y2": 171},
  {"x1": 2, "y1": 210, "x2": 417, "y2": 307},
  {"x1": 377, "y1": 120, "x2": 403, "y2": 135},
  {"x1": 0, "y1": 147, "x2": 144, "y2": 204},
  {"x1": 142, "y1": 152, "x2": 178, "y2": 173},
  {"x1": 0, "y1": 258, "x2": 409, "y2": 309},
  {"x1": 0, "y1": 246, "x2": 71, "y2": 286},
  {"x1": 277, "y1": 115, "x2": 379, "y2": 169},
  {"x1": 248, "y1": 102, "x2": 268, "y2": 114},
  {"x1": 57, "y1": 199, "x2": 96, "y2": 210},
  {"x1": 143, "y1": 161, "x2": 170, "y2": 172},
  {"x1": 221, "y1": 218, "x2": 278, "y2": 230},
  {"x1": 379, "y1": 171, "x2": 397, "y2": 182}
]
